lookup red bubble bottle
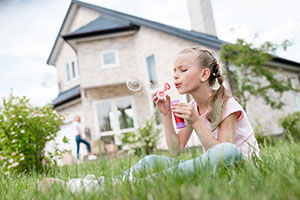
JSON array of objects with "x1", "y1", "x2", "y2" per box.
[{"x1": 171, "y1": 99, "x2": 186, "y2": 129}]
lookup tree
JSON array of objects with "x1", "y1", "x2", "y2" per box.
[{"x1": 220, "y1": 38, "x2": 298, "y2": 111}]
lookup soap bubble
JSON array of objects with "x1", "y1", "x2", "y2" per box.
[{"x1": 126, "y1": 79, "x2": 142, "y2": 92}]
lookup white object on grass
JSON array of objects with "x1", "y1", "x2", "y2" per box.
[{"x1": 88, "y1": 154, "x2": 97, "y2": 160}]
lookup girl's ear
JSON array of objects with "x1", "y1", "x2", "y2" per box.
[{"x1": 200, "y1": 68, "x2": 211, "y2": 82}]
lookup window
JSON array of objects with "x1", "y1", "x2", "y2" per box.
[
  {"x1": 66, "y1": 64, "x2": 70, "y2": 81},
  {"x1": 116, "y1": 99, "x2": 134, "y2": 130},
  {"x1": 146, "y1": 55, "x2": 158, "y2": 88},
  {"x1": 94, "y1": 96, "x2": 136, "y2": 138},
  {"x1": 290, "y1": 78, "x2": 299, "y2": 110},
  {"x1": 71, "y1": 61, "x2": 76, "y2": 78},
  {"x1": 100, "y1": 50, "x2": 119, "y2": 68},
  {"x1": 96, "y1": 102, "x2": 113, "y2": 132},
  {"x1": 290, "y1": 91, "x2": 299, "y2": 110},
  {"x1": 66, "y1": 58, "x2": 79, "y2": 82}
]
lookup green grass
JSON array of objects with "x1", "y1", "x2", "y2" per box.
[{"x1": 1, "y1": 140, "x2": 300, "y2": 200}]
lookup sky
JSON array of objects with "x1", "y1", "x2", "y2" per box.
[{"x1": 0, "y1": 0, "x2": 299, "y2": 107}]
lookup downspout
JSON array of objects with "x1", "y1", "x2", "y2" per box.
[{"x1": 63, "y1": 38, "x2": 78, "y2": 56}]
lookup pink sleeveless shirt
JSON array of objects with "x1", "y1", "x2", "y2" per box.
[{"x1": 191, "y1": 97, "x2": 260, "y2": 159}]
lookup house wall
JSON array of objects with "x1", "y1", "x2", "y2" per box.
[
  {"x1": 56, "y1": 100, "x2": 83, "y2": 124},
  {"x1": 55, "y1": 6, "x2": 100, "y2": 93},
  {"x1": 247, "y1": 70, "x2": 300, "y2": 135},
  {"x1": 75, "y1": 33, "x2": 153, "y2": 139},
  {"x1": 76, "y1": 34, "x2": 139, "y2": 88}
]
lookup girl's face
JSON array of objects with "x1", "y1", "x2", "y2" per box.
[{"x1": 173, "y1": 52, "x2": 208, "y2": 94}]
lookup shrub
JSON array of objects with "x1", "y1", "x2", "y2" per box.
[
  {"x1": 121, "y1": 117, "x2": 161, "y2": 155},
  {"x1": 279, "y1": 111, "x2": 300, "y2": 140},
  {"x1": 253, "y1": 119, "x2": 275, "y2": 146},
  {"x1": 0, "y1": 93, "x2": 66, "y2": 174}
]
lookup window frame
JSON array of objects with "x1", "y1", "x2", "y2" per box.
[
  {"x1": 145, "y1": 54, "x2": 159, "y2": 88},
  {"x1": 66, "y1": 58, "x2": 79, "y2": 83},
  {"x1": 100, "y1": 50, "x2": 119, "y2": 69},
  {"x1": 93, "y1": 96, "x2": 137, "y2": 140},
  {"x1": 290, "y1": 78, "x2": 300, "y2": 111}
]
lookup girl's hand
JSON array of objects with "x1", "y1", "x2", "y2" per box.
[
  {"x1": 153, "y1": 91, "x2": 171, "y2": 116},
  {"x1": 171, "y1": 102, "x2": 200, "y2": 125}
]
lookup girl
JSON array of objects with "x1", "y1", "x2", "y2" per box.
[
  {"x1": 130, "y1": 46, "x2": 260, "y2": 179},
  {"x1": 39, "y1": 47, "x2": 259, "y2": 193},
  {"x1": 154, "y1": 46, "x2": 259, "y2": 160}
]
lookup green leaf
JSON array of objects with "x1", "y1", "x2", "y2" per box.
[{"x1": 62, "y1": 136, "x2": 69, "y2": 144}]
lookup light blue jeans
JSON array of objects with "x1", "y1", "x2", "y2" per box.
[
  {"x1": 42, "y1": 143, "x2": 244, "y2": 192},
  {"x1": 120, "y1": 142, "x2": 244, "y2": 179}
]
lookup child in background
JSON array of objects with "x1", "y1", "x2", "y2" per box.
[
  {"x1": 73, "y1": 115, "x2": 97, "y2": 161},
  {"x1": 39, "y1": 47, "x2": 259, "y2": 193}
]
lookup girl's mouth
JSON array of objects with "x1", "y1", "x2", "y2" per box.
[{"x1": 175, "y1": 83, "x2": 181, "y2": 88}]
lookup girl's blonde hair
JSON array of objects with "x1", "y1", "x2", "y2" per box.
[{"x1": 179, "y1": 46, "x2": 231, "y2": 131}]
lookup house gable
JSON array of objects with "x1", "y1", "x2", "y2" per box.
[
  {"x1": 63, "y1": 15, "x2": 139, "y2": 40},
  {"x1": 47, "y1": 0, "x2": 225, "y2": 66},
  {"x1": 47, "y1": 1, "x2": 100, "y2": 65},
  {"x1": 70, "y1": 0, "x2": 223, "y2": 48}
]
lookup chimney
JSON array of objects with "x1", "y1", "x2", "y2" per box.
[{"x1": 186, "y1": 0, "x2": 217, "y2": 37}]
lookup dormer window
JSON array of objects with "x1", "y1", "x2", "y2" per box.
[
  {"x1": 66, "y1": 58, "x2": 79, "y2": 82},
  {"x1": 100, "y1": 50, "x2": 119, "y2": 69}
]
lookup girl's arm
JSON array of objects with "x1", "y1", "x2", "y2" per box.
[
  {"x1": 153, "y1": 94, "x2": 192, "y2": 156},
  {"x1": 190, "y1": 113, "x2": 238, "y2": 150},
  {"x1": 162, "y1": 111, "x2": 193, "y2": 156},
  {"x1": 172, "y1": 102, "x2": 238, "y2": 150}
]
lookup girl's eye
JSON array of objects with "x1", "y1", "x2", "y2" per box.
[{"x1": 181, "y1": 69, "x2": 187, "y2": 72}]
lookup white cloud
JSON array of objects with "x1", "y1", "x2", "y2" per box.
[
  {"x1": 0, "y1": 0, "x2": 68, "y2": 58},
  {"x1": 4, "y1": 59, "x2": 56, "y2": 80},
  {"x1": 212, "y1": 0, "x2": 300, "y2": 62},
  {"x1": 10, "y1": 84, "x2": 58, "y2": 107},
  {"x1": 1, "y1": 58, "x2": 58, "y2": 107}
]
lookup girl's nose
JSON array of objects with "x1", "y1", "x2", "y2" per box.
[{"x1": 173, "y1": 73, "x2": 179, "y2": 80}]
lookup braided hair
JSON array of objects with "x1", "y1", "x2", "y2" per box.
[{"x1": 179, "y1": 47, "x2": 231, "y2": 131}]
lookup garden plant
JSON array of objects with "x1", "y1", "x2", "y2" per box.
[{"x1": 0, "y1": 93, "x2": 66, "y2": 174}]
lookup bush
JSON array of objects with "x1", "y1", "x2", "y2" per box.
[
  {"x1": 0, "y1": 93, "x2": 65, "y2": 174},
  {"x1": 254, "y1": 119, "x2": 285, "y2": 146},
  {"x1": 279, "y1": 111, "x2": 300, "y2": 140},
  {"x1": 121, "y1": 117, "x2": 161, "y2": 155}
]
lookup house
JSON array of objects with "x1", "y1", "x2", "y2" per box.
[{"x1": 47, "y1": 0, "x2": 300, "y2": 161}]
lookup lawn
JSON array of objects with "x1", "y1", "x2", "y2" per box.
[{"x1": 1, "y1": 140, "x2": 300, "y2": 200}]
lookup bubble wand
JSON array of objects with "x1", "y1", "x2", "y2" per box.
[{"x1": 157, "y1": 83, "x2": 171, "y2": 100}]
